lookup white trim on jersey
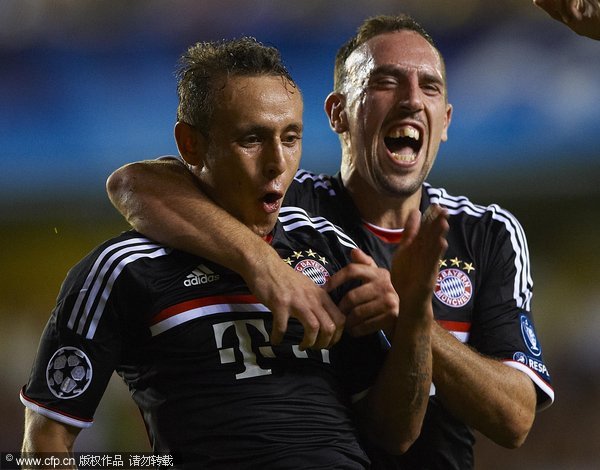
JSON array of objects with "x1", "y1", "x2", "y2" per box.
[
  {"x1": 278, "y1": 206, "x2": 358, "y2": 250},
  {"x1": 67, "y1": 237, "x2": 170, "y2": 339},
  {"x1": 503, "y1": 360, "x2": 555, "y2": 411},
  {"x1": 20, "y1": 391, "x2": 93, "y2": 428},
  {"x1": 450, "y1": 331, "x2": 470, "y2": 343},
  {"x1": 426, "y1": 185, "x2": 534, "y2": 311},
  {"x1": 293, "y1": 169, "x2": 337, "y2": 196},
  {"x1": 151, "y1": 302, "x2": 270, "y2": 337}
]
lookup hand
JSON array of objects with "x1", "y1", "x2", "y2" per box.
[
  {"x1": 390, "y1": 206, "x2": 449, "y2": 318},
  {"x1": 244, "y1": 254, "x2": 346, "y2": 350},
  {"x1": 325, "y1": 248, "x2": 399, "y2": 337},
  {"x1": 533, "y1": 0, "x2": 600, "y2": 40}
]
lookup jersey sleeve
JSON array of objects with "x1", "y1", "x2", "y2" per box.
[
  {"x1": 20, "y1": 248, "x2": 125, "y2": 428},
  {"x1": 469, "y1": 208, "x2": 554, "y2": 410},
  {"x1": 283, "y1": 169, "x2": 335, "y2": 215}
]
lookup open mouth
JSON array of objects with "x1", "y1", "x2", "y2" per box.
[
  {"x1": 384, "y1": 126, "x2": 422, "y2": 163},
  {"x1": 261, "y1": 192, "x2": 283, "y2": 213}
]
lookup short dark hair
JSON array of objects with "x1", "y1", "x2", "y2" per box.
[
  {"x1": 334, "y1": 14, "x2": 445, "y2": 92},
  {"x1": 176, "y1": 37, "x2": 297, "y2": 135}
]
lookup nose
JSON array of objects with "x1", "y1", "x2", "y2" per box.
[
  {"x1": 397, "y1": 73, "x2": 424, "y2": 113},
  {"x1": 263, "y1": 140, "x2": 287, "y2": 179}
]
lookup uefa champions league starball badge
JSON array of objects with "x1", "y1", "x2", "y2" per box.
[{"x1": 46, "y1": 346, "x2": 93, "y2": 399}]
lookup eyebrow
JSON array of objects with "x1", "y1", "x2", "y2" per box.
[
  {"x1": 369, "y1": 64, "x2": 444, "y2": 84},
  {"x1": 237, "y1": 122, "x2": 303, "y2": 135}
]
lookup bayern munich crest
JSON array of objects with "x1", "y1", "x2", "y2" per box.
[
  {"x1": 46, "y1": 346, "x2": 93, "y2": 399},
  {"x1": 434, "y1": 268, "x2": 473, "y2": 308},
  {"x1": 294, "y1": 258, "x2": 330, "y2": 286}
]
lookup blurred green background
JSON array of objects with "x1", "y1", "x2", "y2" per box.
[{"x1": 1, "y1": 1, "x2": 599, "y2": 468}]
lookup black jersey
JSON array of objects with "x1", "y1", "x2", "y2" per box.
[
  {"x1": 286, "y1": 170, "x2": 554, "y2": 470},
  {"x1": 21, "y1": 206, "x2": 387, "y2": 469}
]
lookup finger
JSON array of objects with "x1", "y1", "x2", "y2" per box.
[
  {"x1": 298, "y1": 297, "x2": 345, "y2": 350},
  {"x1": 297, "y1": 313, "x2": 320, "y2": 351},
  {"x1": 270, "y1": 311, "x2": 289, "y2": 346},
  {"x1": 350, "y1": 248, "x2": 377, "y2": 267},
  {"x1": 344, "y1": 288, "x2": 398, "y2": 328},
  {"x1": 348, "y1": 312, "x2": 395, "y2": 337},
  {"x1": 325, "y1": 265, "x2": 355, "y2": 293},
  {"x1": 318, "y1": 295, "x2": 346, "y2": 348},
  {"x1": 325, "y1": 262, "x2": 376, "y2": 293},
  {"x1": 567, "y1": 0, "x2": 584, "y2": 20},
  {"x1": 337, "y1": 277, "x2": 390, "y2": 313}
]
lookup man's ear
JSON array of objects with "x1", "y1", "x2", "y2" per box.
[
  {"x1": 324, "y1": 92, "x2": 349, "y2": 134},
  {"x1": 441, "y1": 103, "x2": 453, "y2": 142},
  {"x1": 174, "y1": 121, "x2": 206, "y2": 166}
]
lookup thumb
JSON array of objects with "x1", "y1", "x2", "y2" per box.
[{"x1": 351, "y1": 248, "x2": 376, "y2": 266}]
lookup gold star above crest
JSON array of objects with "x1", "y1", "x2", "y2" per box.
[
  {"x1": 292, "y1": 251, "x2": 303, "y2": 259},
  {"x1": 319, "y1": 256, "x2": 328, "y2": 264},
  {"x1": 439, "y1": 259, "x2": 448, "y2": 268},
  {"x1": 450, "y1": 257, "x2": 461, "y2": 267},
  {"x1": 463, "y1": 262, "x2": 475, "y2": 273},
  {"x1": 283, "y1": 257, "x2": 293, "y2": 265},
  {"x1": 306, "y1": 249, "x2": 317, "y2": 258}
]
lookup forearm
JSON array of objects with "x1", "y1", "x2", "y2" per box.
[
  {"x1": 22, "y1": 409, "x2": 79, "y2": 468},
  {"x1": 359, "y1": 206, "x2": 446, "y2": 453},
  {"x1": 360, "y1": 308, "x2": 433, "y2": 455},
  {"x1": 431, "y1": 322, "x2": 536, "y2": 448},
  {"x1": 106, "y1": 159, "x2": 270, "y2": 278}
]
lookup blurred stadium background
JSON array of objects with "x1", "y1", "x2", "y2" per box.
[{"x1": 1, "y1": 1, "x2": 599, "y2": 468}]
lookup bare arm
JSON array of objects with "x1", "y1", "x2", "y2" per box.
[
  {"x1": 22, "y1": 409, "x2": 79, "y2": 468},
  {"x1": 329, "y1": 206, "x2": 449, "y2": 454},
  {"x1": 533, "y1": 0, "x2": 600, "y2": 39},
  {"x1": 431, "y1": 324, "x2": 537, "y2": 448},
  {"x1": 106, "y1": 159, "x2": 345, "y2": 349}
]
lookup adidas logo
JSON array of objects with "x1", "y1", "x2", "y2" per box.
[{"x1": 184, "y1": 264, "x2": 220, "y2": 287}]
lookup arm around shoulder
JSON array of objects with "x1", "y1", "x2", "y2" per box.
[
  {"x1": 106, "y1": 158, "x2": 269, "y2": 273},
  {"x1": 106, "y1": 158, "x2": 346, "y2": 349}
]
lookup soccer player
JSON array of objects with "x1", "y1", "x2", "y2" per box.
[
  {"x1": 21, "y1": 37, "x2": 449, "y2": 468},
  {"x1": 106, "y1": 14, "x2": 554, "y2": 469}
]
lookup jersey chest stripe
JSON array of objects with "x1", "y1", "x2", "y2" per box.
[
  {"x1": 438, "y1": 320, "x2": 471, "y2": 332},
  {"x1": 438, "y1": 320, "x2": 471, "y2": 343},
  {"x1": 151, "y1": 294, "x2": 260, "y2": 324},
  {"x1": 150, "y1": 301, "x2": 270, "y2": 337}
]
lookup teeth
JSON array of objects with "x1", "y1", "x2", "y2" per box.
[
  {"x1": 387, "y1": 127, "x2": 420, "y2": 141},
  {"x1": 390, "y1": 152, "x2": 417, "y2": 162}
]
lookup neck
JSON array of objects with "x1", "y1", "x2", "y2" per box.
[{"x1": 342, "y1": 172, "x2": 422, "y2": 230}]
